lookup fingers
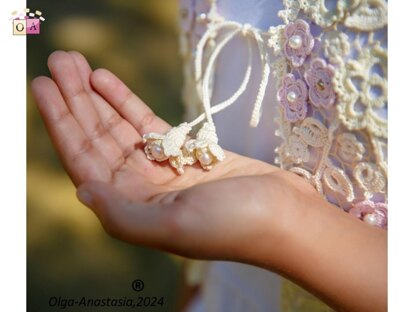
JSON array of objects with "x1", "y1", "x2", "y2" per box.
[
  {"x1": 48, "y1": 51, "x2": 125, "y2": 171},
  {"x1": 90, "y1": 68, "x2": 171, "y2": 135},
  {"x1": 76, "y1": 182, "x2": 177, "y2": 249},
  {"x1": 68, "y1": 51, "x2": 142, "y2": 157},
  {"x1": 31, "y1": 76, "x2": 112, "y2": 184},
  {"x1": 67, "y1": 50, "x2": 93, "y2": 91}
]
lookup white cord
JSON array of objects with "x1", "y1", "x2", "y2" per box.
[
  {"x1": 249, "y1": 29, "x2": 270, "y2": 127},
  {"x1": 190, "y1": 21, "x2": 271, "y2": 129},
  {"x1": 189, "y1": 39, "x2": 253, "y2": 127},
  {"x1": 202, "y1": 28, "x2": 241, "y2": 123}
]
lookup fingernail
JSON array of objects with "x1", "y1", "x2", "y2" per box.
[{"x1": 77, "y1": 189, "x2": 93, "y2": 207}]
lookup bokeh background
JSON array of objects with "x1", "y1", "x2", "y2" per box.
[{"x1": 27, "y1": 1, "x2": 185, "y2": 311}]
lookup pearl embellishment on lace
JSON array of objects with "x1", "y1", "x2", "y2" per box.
[
  {"x1": 151, "y1": 144, "x2": 165, "y2": 161},
  {"x1": 197, "y1": 13, "x2": 207, "y2": 22},
  {"x1": 288, "y1": 35, "x2": 302, "y2": 49},
  {"x1": 198, "y1": 151, "x2": 213, "y2": 166},
  {"x1": 363, "y1": 213, "x2": 378, "y2": 226},
  {"x1": 287, "y1": 91, "x2": 298, "y2": 102}
]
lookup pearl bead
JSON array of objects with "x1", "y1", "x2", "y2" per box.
[
  {"x1": 287, "y1": 91, "x2": 297, "y2": 103},
  {"x1": 363, "y1": 213, "x2": 378, "y2": 226},
  {"x1": 288, "y1": 35, "x2": 302, "y2": 49},
  {"x1": 151, "y1": 144, "x2": 165, "y2": 161},
  {"x1": 197, "y1": 13, "x2": 207, "y2": 22},
  {"x1": 198, "y1": 151, "x2": 213, "y2": 166}
]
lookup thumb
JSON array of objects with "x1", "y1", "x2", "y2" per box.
[{"x1": 76, "y1": 182, "x2": 170, "y2": 246}]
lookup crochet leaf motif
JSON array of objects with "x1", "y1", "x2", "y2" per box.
[
  {"x1": 323, "y1": 165, "x2": 355, "y2": 203},
  {"x1": 353, "y1": 162, "x2": 386, "y2": 198},
  {"x1": 344, "y1": 0, "x2": 388, "y2": 31},
  {"x1": 293, "y1": 118, "x2": 328, "y2": 148}
]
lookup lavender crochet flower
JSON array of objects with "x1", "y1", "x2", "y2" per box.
[
  {"x1": 305, "y1": 58, "x2": 336, "y2": 109},
  {"x1": 278, "y1": 74, "x2": 308, "y2": 122},
  {"x1": 348, "y1": 200, "x2": 387, "y2": 229},
  {"x1": 283, "y1": 19, "x2": 315, "y2": 67}
]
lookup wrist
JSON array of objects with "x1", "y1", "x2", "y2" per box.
[
  {"x1": 248, "y1": 191, "x2": 319, "y2": 271},
  {"x1": 236, "y1": 172, "x2": 315, "y2": 269},
  {"x1": 251, "y1": 188, "x2": 387, "y2": 311}
]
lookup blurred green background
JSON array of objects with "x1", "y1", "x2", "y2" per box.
[{"x1": 27, "y1": 1, "x2": 185, "y2": 311}]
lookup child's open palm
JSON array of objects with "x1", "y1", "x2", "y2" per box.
[{"x1": 32, "y1": 51, "x2": 318, "y2": 261}]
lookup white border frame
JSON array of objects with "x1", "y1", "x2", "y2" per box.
[{"x1": 0, "y1": 0, "x2": 26, "y2": 310}]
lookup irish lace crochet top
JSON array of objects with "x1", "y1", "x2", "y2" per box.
[
  {"x1": 175, "y1": 0, "x2": 388, "y2": 228},
  {"x1": 166, "y1": 1, "x2": 388, "y2": 311}
]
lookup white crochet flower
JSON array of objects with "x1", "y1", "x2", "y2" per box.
[
  {"x1": 184, "y1": 122, "x2": 225, "y2": 170},
  {"x1": 143, "y1": 123, "x2": 195, "y2": 174}
]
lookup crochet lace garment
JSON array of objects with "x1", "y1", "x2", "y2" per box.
[
  {"x1": 176, "y1": 0, "x2": 388, "y2": 229},
  {"x1": 169, "y1": 1, "x2": 388, "y2": 311}
]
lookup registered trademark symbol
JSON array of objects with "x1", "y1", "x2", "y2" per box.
[{"x1": 132, "y1": 279, "x2": 144, "y2": 292}]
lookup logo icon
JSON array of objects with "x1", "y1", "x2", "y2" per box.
[
  {"x1": 11, "y1": 8, "x2": 45, "y2": 35},
  {"x1": 131, "y1": 279, "x2": 144, "y2": 292}
]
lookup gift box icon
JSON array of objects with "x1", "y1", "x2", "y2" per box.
[{"x1": 12, "y1": 9, "x2": 45, "y2": 35}]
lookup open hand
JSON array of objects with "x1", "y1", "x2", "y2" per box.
[{"x1": 32, "y1": 51, "x2": 321, "y2": 263}]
